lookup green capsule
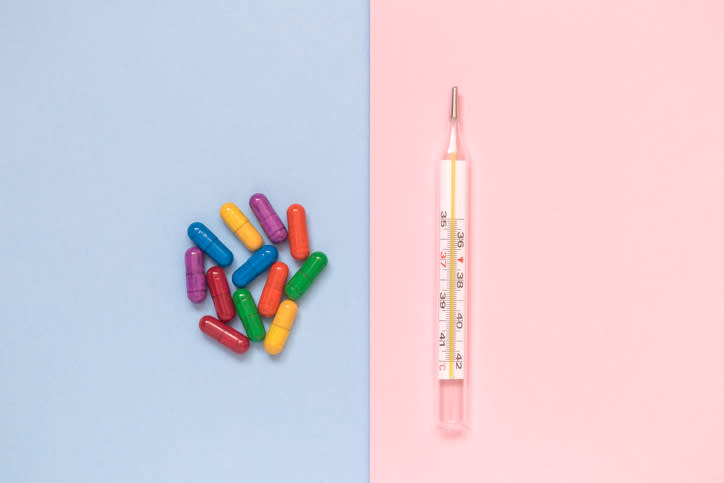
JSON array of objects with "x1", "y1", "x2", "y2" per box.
[
  {"x1": 285, "y1": 251, "x2": 328, "y2": 301},
  {"x1": 232, "y1": 288, "x2": 265, "y2": 342}
]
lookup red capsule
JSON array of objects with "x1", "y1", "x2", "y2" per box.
[
  {"x1": 287, "y1": 204, "x2": 310, "y2": 261},
  {"x1": 258, "y1": 262, "x2": 289, "y2": 317},
  {"x1": 206, "y1": 267, "x2": 235, "y2": 322},
  {"x1": 199, "y1": 316, "x2": 250, "y2": 353}
]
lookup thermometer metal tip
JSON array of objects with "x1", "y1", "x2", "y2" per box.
[{"x1": 450, "y1": 86, "x2": 458, "y2": 121}]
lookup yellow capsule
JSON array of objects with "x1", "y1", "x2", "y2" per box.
[
  {"x1": 220, "y1": 202, "x2": 263, "y2": 251},
  {"x1": 264, "y1": 300, "x2": 298, "y2": 355}
]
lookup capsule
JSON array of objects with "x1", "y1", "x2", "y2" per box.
[
  {"x1": 185, "y1": 247, "x2": 206, "y2": 303},
  {"x1": 249, "y1": 193, "x2": 287, "y2": 243},
  {"x1": 220, "y1": 202, "x2": 263, "y2": 251},
  {"x1": 232, "y1": 245, "x2": 278, "y2": 287},
  {"x1": 232, "y1": 289, "x2": 265, "y2": 342},
  {"x1": 206, "y1": 267, "x2": 235, "y2": 322},
  {"x1": 187, "y1": 222, "x2": 233, "y2": 267},
  {"x1": 258, "y1": 262, "x2": 289, "y2": 317},
  {"x1": 285, "y1": 251, "x2": 328, "y2": 300},
  {"x1": 287, "y1": 204, "x2": 310, "y2": 260},
  {"x1": 264, "y1": 300, "x2": 298, "y2": 355},
  {"x1": 199, "y1": 315, "x2": 250, "y2": 354}
]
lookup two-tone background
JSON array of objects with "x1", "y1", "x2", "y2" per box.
[{"x1": 3, "y1": 1, "x2": 724, "y2": 482}]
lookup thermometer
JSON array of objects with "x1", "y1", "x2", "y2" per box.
[{"x1": 437, "y1": 86, "x2": 469, "y2": 431}]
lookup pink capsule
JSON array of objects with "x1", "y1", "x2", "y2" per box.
[
  {"x1": 249, "y1": 193, "x2": 287, "y2": 243},
  {"x1": 185, "y1": 247, "x2": 206, "y2": 303}
]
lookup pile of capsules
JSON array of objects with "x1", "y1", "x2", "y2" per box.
[{"x1": 185, "y1": 193, "x2": 327, "y2": 356}]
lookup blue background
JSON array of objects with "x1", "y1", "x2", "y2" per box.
[{"x1": 0, "y1": 1, "x2": 368, "y2": 482}]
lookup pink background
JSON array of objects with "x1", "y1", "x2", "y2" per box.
[{"x1": 370, "y1": 1, "x2": 724, "y2": 482}]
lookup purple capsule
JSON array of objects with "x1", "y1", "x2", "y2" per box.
[
  {"x1": 249, "y1": 193, "x2": 287, "y2": 243},
  {"x1": 185, "y1": 247, "x2": 207, "y2": 303}
]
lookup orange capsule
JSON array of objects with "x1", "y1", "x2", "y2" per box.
[
  {"x1": 257, "y1": 262, "x2": 289, "y2": 317},
  {"x1": 287, "y1": 203, "x2": 310, "y2": 260}
]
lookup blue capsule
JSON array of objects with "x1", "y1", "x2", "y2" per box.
[
  {"x1": 187, "y1": 222, "x2": 233, "y2": 267},
  {"x1": 232, "y1": 245, "x2": 278, "y2": 287}
]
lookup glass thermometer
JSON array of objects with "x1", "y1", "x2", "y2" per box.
[{"x1": 437, "y1": 86, "x2": 468, "y2": 432}]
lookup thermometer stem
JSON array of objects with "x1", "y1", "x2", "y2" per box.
[{"x1": 438, "y1": 86, "x2": 468, "y2": 432}]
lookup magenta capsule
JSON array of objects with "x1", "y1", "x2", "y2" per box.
[
  {"x1": 249, "y1": 193, "x2": 287, "y2": 243},
  {"x1": 185, "y1": 247, "x2": 206, "y2": 303},
  {"x1": 199, "y1": 316, "x2": 250, "y2": 354}
]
